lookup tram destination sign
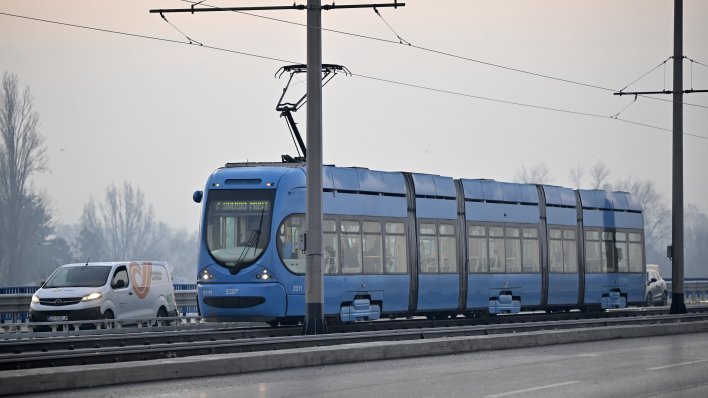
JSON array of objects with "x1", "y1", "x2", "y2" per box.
[{"x1": 213, "y1": 201, "x2": 270, "y2": 212}]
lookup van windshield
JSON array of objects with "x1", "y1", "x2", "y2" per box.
[{"x1": 44, "y1": 266, "x2": 113, "y2": 288}]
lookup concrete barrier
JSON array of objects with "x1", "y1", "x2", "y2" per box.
[{"x1": 2, "y1": 320, "x2": 708, "y2": 396}]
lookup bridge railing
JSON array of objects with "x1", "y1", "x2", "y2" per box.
[
  {"x1": 0, "y1": 284, "x2": 198, "y2": 323},
  {"x1": 665, "y1": 279, "x2": 708, "y2": 304}
]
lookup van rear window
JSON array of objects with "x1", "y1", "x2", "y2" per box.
[{"x1": 44, "y1": 266, "x2": 112, "y2": 288}]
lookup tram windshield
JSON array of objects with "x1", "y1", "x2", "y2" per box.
[{"x1": 205, "y1": 189, "x2": 275, "y2": 272}]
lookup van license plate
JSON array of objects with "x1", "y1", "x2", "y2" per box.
[{"x1": 47, "y1": 315, "x2": 68, "y2": 321}]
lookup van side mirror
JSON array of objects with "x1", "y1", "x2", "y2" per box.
[
  {"x1": 650, "y1": 278, "x2": 657, "y2": 283},
  {"x1": 193, "y1": 190, "x2": 203, "y2": 203},
  {"x1": 113, "y1": 279, "x2": 125, "y2": 289}
]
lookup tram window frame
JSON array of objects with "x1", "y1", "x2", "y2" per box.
[
  {"x1": 467, "y1": 224, "x2": 488, "y2": 273},
  {"x1": 384, "y1": 220, "x2": 408, "y2": 274},
  {"x1": 522, "y1": 227, "x2": 540, "y2": 273},
  {"x1": 418, "y1": 221, "x2": 439, "y2": 274},
  {"x1": 562, "y1": 228, "x2": 578, "y2": 273},
  {"x1": 584, "y1": 228, "x2": 643, "y2": 273},
  {"x1": 488, "y1": 225, "x2": 506, "y2": 273},
  {"x1": 615, "y1": 231, "x2": 629, "y2": 272},
  {"x1": 323, "y1": 218, "x2": 339, "y2": 275},
  {"x1": 549, "y1": 228, "x2": 564, "y2": 273},
  {"x1": 549, "y1": 226, "x2": 577, "y2": 273},
  {"x1": 279, "y1": 215, "x2": 409, "y2": 276},
  {"x1": 277, "y1": 214, "x2": 307, "y2": 275},
  {"x1": 340, "y1": 220, "x2": 363, "y2": 275},
  {"x1": 628, "y1": 231, "x2": 644, "y2": 273},
  {"x1": 585, "y1": 230, "x2": 603, "y2": 273},
  {"x1": 438, "y1": 222, "x2": 458, "y2": 274},
  {"x1": 362, "y1": 219, "x2": 384, "y2": 274},
  {"x1": 505, "y1": 226, "x2": 522, "y2": 273}
]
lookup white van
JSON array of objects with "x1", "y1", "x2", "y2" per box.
[{"x1": 29, "y1": 261, "x2": 178, "y2": 323}]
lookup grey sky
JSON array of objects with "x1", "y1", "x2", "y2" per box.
[{"x1": 2, "y1": 0, "x2": 707, "y2": 231}]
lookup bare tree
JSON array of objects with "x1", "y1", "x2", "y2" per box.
[
  {"x1": 569, "y1": 164, "x2": 585, "y2": 189},
  {"x1": 589, "y1": 162, "x2": 611, "y2": 190},
  {"x1": 514, "y1": 163, "x2": 553, "y2": 184},
  {"x1": 0, "y1": 72, "x2": 51, "y2": 285},
  {"x1": 614, "y1": 177, "x2": 671, "y2": 273},
  {"x1": 78, "y1": 182, "x2": 166, "y2": 261}
]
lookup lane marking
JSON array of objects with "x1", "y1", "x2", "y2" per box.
[
  {"x1": 647, "y1": 358, "x2": 708, "y2": 371},
  {"x1": 485, "y1": 381, "x2": 579, "y2": 398}
]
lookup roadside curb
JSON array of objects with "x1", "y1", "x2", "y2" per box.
[{"x1": 2, "y1": 321, "x2": 708, "y2": 396}]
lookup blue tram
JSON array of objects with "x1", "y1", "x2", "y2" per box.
[{"x1": 193, "y1": 162, "x2": 645, "y2": 323}]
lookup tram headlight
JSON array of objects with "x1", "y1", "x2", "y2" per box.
[
  {"x1": 256, "y1": 269, "x2": 271, "y2": 280},
  {"x1": 201, "y1": 269, "x2": 214, "y2": 281}
]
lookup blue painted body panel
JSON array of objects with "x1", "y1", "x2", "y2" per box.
[
  {"x1": 547, "y1": 273, "x2": 580, "y2": 305},
  {"x1": 465, "y1": 202, "x2": 540, "y2": 224},
  {"x1": 417, "y1": 274, "x2": 459, "y2": 311},
  {"x1": 546, "y1": 207, "x2": 577, "y2": 226},
  {"x1": 383, "y1": 275, "x2": 409, "y2": 313}
]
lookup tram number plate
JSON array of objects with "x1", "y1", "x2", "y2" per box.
[{"x1": 47, "y1": 315, "x2": 68, "y2": 322}]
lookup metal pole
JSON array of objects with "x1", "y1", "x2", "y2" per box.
[
  {"x1": 304, "y1": 0, "x2": 326, "y2": 334},
  {"x1": 670, "y1": 0, "x2": 686, "y2": 314}
]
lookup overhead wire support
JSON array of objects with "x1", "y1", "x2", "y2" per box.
[
  {"x1": 149, "y1": 2, "x2": 404, "y2": 14},
  {"x1": 149, "y1": 0, "x2": 406, "y2": 337}
]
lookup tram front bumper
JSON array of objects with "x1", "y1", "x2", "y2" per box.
[{"x1": 197, "y1": 282, "x2": 287, "y2": 322}]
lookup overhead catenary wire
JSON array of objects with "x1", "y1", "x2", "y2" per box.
[
  {"x1": 177, "y1": 0, "x2": 708, "y2": 110},
  {"x1": 1, "y1": 11, "x2": 706, "y2": 142}
]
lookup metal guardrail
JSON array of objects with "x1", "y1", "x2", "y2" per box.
[
  {"x1": 1, "y1": 280, "x2": 707, "y2": 321},
  {"x1": 0, "y1": 284, "x2": 198, "y2": 322},
  {"x1": 666, "y1": 279, "x2": 708, "y2": 304}
]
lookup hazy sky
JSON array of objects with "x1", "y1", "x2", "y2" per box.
[{"x1": 2, "y1": 0, "x2": 707, "y2": 232}]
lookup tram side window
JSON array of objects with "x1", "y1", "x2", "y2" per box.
[
  {"x1": 505, "y1": 227, "x2": 521, "y2": 273},
  {"x1": 419, "y1": 223, "x2": 438, "y2": 273},
  {"x1": 488, "y1": 226, "x2": 505, "y2": 273},
  {"x1": 363, "y1": 221, "x2": 383, "y2": 274},
  {"x1": 278, "y1": 214, "x2": 306, "y2": 274},
  {"x1": 468, "y1": 225, "x2": 488, "y2": 273},
  {"x1": 615, "y1": 232, "x2": 629, "y2": 272},
  {"x1": 585, "y1": 230, "x2": 602, "y2": 273},
  {"x1": 341, "y1": 220, "x2": 362, "y2": 274},
  {"x1": 324, "y1": 219, "x2": 339, "y2": 275},
  {"x1": 601, "y1": 231, "x2": 615, "y2": 272},
  {"x1": 522, "y1": 228, "x2": 540, "y2": 272},
  {"x1": 628, "y1": 232, "x2": 644, "y2": 272},
  {"x1": 549, "y1": 229, "x2": 563, "y2": 272},
  {"x1": 439, "y1": 223, "x2": 457, "y2": 273},
  {"x1": 550, "y1": 228, "x2": 577, "y2": 273},
  {"x1": 562, "y1": 229, "x2": 578, "y2": 273},
  {"x1": 385, "y1": 222, "x2": 407, "y2": 274}
]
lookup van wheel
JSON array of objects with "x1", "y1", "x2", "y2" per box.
[
  {"x1": 102, "y1": 310, "x2": 114, "y2": 329},
  {"x1": 645, "y1": 293, "x2": 653, "y2": 307},
  {"x1": 156, "y1": 307, "x2": 170, "y2": 326}
]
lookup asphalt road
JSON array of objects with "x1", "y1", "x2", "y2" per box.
[{"x1": 23, "y1": 332, "x2": 708, "y2": 398}]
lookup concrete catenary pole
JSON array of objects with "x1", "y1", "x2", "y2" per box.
[{"x1": 304, "y1": 0, "x2": 326, "y2": 333}]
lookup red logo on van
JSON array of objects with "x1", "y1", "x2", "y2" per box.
[{"x1": 129, "y1": 262, "x2": 152, "y2": 299}]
